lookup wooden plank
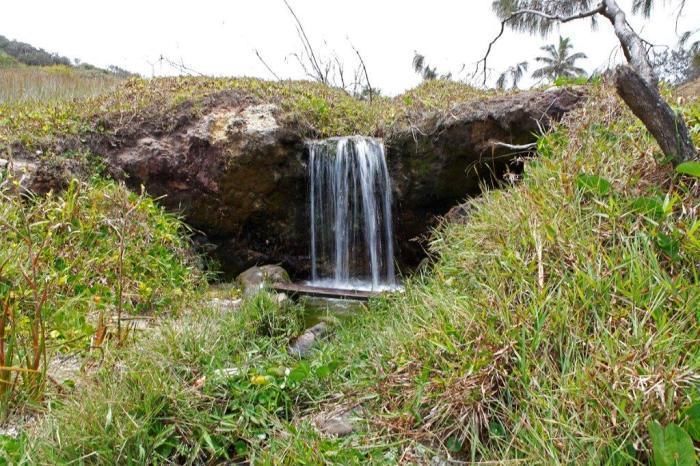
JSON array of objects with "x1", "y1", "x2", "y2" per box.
[{"x1": 271, "y1": 282, "x2": 382, "y2": 300}]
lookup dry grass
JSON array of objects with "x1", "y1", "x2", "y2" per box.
[{"x1": 0, "y1": 65, "x2": 122, "y2": 103}]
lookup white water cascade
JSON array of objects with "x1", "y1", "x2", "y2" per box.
[{"x1": 308, "y1": 136, "x2": 396, "y2": 291}]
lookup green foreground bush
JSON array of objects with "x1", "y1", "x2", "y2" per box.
[{"x1": 0, "y1": 175, "x2": 203, "y2": 420}]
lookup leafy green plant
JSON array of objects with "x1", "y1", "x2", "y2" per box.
[
  {"x1": 675, "y1": 161, "x2": 700, "y2": 178},
  {"x1": 680, "y1": 403, "x2": 700, "y2": 441},
  {"x1": 648, "y1": 421, "x2": 696, "y2": 466},
  {"x1": 576, "y1": 173, "x2": 613, "y2": 196},
  {"x1": 0, "y1": 433, "x2": 25, "y2": 464},
  {"x1": 0, "y1": 176, "x2": 203, "y2": 415}
]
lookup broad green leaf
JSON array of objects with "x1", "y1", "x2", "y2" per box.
[
  {"x1": 675, "y1": 161, "x2": 700, "y2": 178},
  {"x1": 681, "y1": 403, "x2": 700, "y2": 441},
  {"x1": 649, "y1": 421, "x2": 696, "y2": 466},
  {"x1": 287, "y1": 362, "x2": 310, "y2": 383},
  {"x1": 655, "y1": 233, "x2": 680, "y2": 259},
  {"x1": 576, "y1": 174, "x2": 612, "y2": 196},
  {"x1": 629, "y1": 196, "x2": 665, "y2": 221}
]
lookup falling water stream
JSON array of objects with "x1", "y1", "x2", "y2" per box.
[{"x1": 308, "y1": 136, "x2": 396, "y2": 291}]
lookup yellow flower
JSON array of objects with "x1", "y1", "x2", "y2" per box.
[{"x1": 250, "y1": 375, "x2": 272, "y2": 386}]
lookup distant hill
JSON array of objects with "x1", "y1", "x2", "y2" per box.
[{"x1": 0, "y1": 34, "x2": 136, "y2": 77}]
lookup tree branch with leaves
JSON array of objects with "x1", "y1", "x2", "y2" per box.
[{"x1": 481, "y1": 0, "x2": 697, "y2": 165}]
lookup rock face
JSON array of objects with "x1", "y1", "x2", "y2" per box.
[
  {"x1": 109, "y1": 92, "x2": 310, "y2": 277},
  {"x1": 106, "y1": 88, "x2": 584, "y2": 277},
  {"x1": 386, "y1": 87, "x2": 585, "y2": 264}
]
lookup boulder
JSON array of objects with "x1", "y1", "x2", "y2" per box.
[
  {"x1": 316, "y1": 415, "x2": 354, "y2": 437},
  {"x1": 314, "y1": 407, "x2": 363, "y2": 437},
  {"x1": 288, "y1": 322, "x2": 328, "y2": 358},
  {"x1": 236, "y1": 264, "x2": 290, "y2": 297}
]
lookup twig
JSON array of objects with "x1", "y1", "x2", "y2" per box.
[
  {"x1": 157, "y1": 55, "x2": 204, "y2": 76},
  {"x1": 254, "y1": 49, "x2": 282, "y2": 81},
  {"x1": 488, "y1": 141, "x2": 538, "y2": 151},
  {"x1": 350, "y1": 42, "x2": 373, "y2": 103},
  {"x1": 283, "y1": 0, "x2": 326, "y2": 83}
]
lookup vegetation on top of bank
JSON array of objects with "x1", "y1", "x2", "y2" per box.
[
  {"x1": 0, "y1": 65, "x2": 125, "y2": 103},
  {"x1": 0, "y1": 76, "x2": 500, "y2": 152}
]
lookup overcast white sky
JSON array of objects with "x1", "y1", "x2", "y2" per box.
[{"x1": 0, "y1": 0, "x2": 697, "y2": 95}]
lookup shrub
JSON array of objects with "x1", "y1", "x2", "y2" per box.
[{"x1": 0, "y1": 175, "x2": 203, "y2": 416}]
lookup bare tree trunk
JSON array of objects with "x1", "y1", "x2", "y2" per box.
[
  {"x1": 601, "y1": 0, "x2": 697, "y2": 164},
  {"x1": 615, "y1": 65, "x2": 696, "y2": 163}
]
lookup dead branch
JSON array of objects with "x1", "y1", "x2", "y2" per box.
[
  {"x1": 283, "y1": 0, "x2": 327, "y2": 84},
  {"x1": 157, "y1": 55, "x2": 204, "y2": 76},
  {"x1": 254, "y1": 49, "x2": 281, "y2": 80},
  {"x1": 488, "y1": 141, "x2": 538, "y2": 151},
  {"x1": 350, "y1": 42, "x2": 373, "y2": 103}
]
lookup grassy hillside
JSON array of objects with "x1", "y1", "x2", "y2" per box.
[
  {"x1": 1, "y1": 83, "x2": 696, "y2": 464},
  {"x1": 0, "y1": 76, "x2": 497, "y2": 154},
  {"x1": 0, "y1": 65, "x2": 125, "y2": 103}
]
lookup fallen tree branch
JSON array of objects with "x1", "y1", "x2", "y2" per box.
[{"x1": 488, "y1": 141, "x2": 538, "y2": 151}]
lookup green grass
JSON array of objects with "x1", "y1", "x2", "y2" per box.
[
  {"x1": 4, "y1": 83, "x2": 700, "y2": 464},
  {"x1": 0, "y1": 76, "x2": 497, "y2": 152},
  {"x1": 0, "y1": 173, "x2": 204, "y2": 418},
  {"x1": 0, "y1": 51, "x2": 20, "y2": 68}
]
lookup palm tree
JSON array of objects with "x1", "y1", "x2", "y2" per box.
[
  {"x1": 531, "y1": 36, "x2": 587, "y2": 82},
  {"x1": 680, "y1": 29, "x2": 700, "y2": 68},
  {"x1": 412, "y1": 52, "x2": 438, "y2": 80},
  {"x1": 412, "y1": 51, "x2": 452, "y2": 81},
  {"x1": 489, "y1": 0, "x2": 696, "y2": 165},
  {"x1": 497, "y1": 61, "x2": 529, "y2": 89}
]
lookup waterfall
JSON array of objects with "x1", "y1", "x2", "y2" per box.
[{"x1": 308, "y1": 136, "x2": 396, "y2": 291}]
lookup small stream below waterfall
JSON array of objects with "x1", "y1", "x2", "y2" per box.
[{"x1": 307, "y1": 136, "x2": 400, "y2": 291}]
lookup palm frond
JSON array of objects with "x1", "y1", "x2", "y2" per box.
[
  {"x1": 531, "y1": 67, "x2": 550, "y2": 79},
  {"x1": 496, "y1": 72, "x2": 507, "y2": 89},
  {"x1": 491, "y1": 0, "x2": 598, "y2": 37},
  {"x1": 567, "y1": 52, "x2": 588, "y2": 61},
  {"x1": 412, "y1": 52, "x2": 425, "y2": 73},
  {"x1": 632, "y1": 0, "x2": 654, "y2": 17}
]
